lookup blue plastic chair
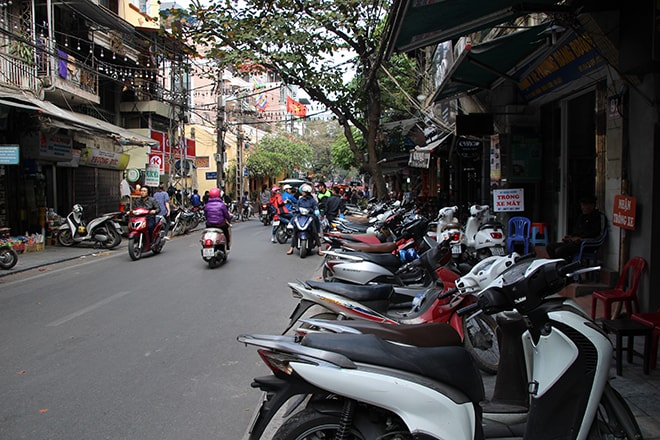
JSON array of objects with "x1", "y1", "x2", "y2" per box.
[{"x1": 506, "y1": 216, "x2": 531, "y2": 254}]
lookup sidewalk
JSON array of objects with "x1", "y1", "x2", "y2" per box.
[
  {"x1": 0, "y1": 242, "x2": 126, "y2": 278},
  {"x1": 2, "y1": 243, "x2": 660, "y2": 438}
]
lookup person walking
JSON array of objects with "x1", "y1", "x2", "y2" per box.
[{"x1": 153, "y1": 184, "x2": 171, "y2": 236}]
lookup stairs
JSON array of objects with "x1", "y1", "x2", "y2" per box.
[{"x1": 533, "y1": 245, "x2": 618, "y2": 318}]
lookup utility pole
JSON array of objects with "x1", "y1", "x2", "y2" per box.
[{"x1": 216, "y1": 92, "x2": 226, "y2": 190}]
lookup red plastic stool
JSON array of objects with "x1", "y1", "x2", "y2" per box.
[
  {"x1": 631, "y1": 311, "x2": 660, "y2": 370},
  {"x1": 530, "y1": 222, "x2": 549, "y2": 247}
]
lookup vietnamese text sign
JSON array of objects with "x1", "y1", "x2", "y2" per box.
[
  {"x1": 206, "y1": 172, "x2": 217, "y2": 180},
  {"x1": 0, "y1": 145, "x2": 19, "y2": 164},
  {"x1": 612, "y1": 195, "x2": 636, "y2": 230},
  {"x1": 145, "y1": 164, "x2": 160, "y2": 187},
  {"x1": 494, "y1": 188, "x2": 524, "y2": 212}
]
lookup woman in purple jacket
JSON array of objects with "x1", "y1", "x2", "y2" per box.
[{"x1": 204, "y1": 188, "x2": 233, "y2": 249}]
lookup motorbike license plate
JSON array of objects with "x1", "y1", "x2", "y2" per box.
[
  {"x1": 202, "y1": 248, "x2": 215, "y2": 257},
  {"x1": 261, "y1": 210, "x2": 268, "y2": 216},
  {"x1": 491, "y1": 247, "x2": 505, "y2": 255},
  {"x1": 451, "y1": 244, "x2": 462, "y2": 255},
  {"x1": 272, "y1": 220, "x2": 280, "y2": 226}
]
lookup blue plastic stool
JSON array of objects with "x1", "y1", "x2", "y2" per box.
[{"x1": 530, "y1": 223, "x2": 549, "y2": 247}]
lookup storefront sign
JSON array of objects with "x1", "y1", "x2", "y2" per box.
[
  {"x1": 408, "y1": 150, "x2": 431, "y2": 168},
  {"x1": 493, "y1": 188, "x2": 525, "y2": 212},
  {"x1": 149, "y1": 153, "x2": 164, "y2": 174},
  {"x1": 0, "y1": 144, "x2": 19, "y2": 164},
  {"x1": 490, "y1": 135, "x2": 501, "y2": 187},
  {"x1": 57, "y1": 148, "x2": 81, "y2": 168},
  {"x1": 456, "y1": 138, "x2": 482, "y2": 159},
  {"x1": 206, "y1": 172, "x2": 217, "y2": 180},
  {"x1": 126, "y1": 168, "x2": 140, "y2": 183},
  {"x1": 40, "y1": 133, "x2": 72, "y2": 161},
  {"x1": 518, "y1": 32, "x2": 605, "y2": 102},
  {"x1": 612, "y1": 195, "x2": 636, "y2": 230},
  {"x1": 80, "y1": 147, "x2": 130, "y2": 170},
  {"x1": 144, "y1": 164, "x2": 160, "y2": 187}
]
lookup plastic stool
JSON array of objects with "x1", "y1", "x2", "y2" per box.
[{"x1": 530, "y1": 222, "x2": 549, "y2": 246}]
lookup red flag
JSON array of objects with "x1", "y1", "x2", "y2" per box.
[{"x1": 286, "y1": 96, "x2": 307, "y2": 117}]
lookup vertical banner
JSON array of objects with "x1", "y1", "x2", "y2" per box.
[{"x1": 490, "y1": 134, "x2": 501, "y2": 187}]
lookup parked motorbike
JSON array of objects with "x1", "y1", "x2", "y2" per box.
[
  {"x1": 170, "y1": 206, "x2": 204, "y2": 236},
  {"x1": 290, "y1": 207, "x2": 318, "y2": 258},
  {"x1": 462, "y1": 204, "x2": 506, "y2": 261},
  {"x1": 126, "y1": 207, "x2": 166, "y2": 260},
  {"x1": 259, "y1": 203, "x2": 273, "y2": 226},
  {"x1": 0, "y1": 227, "x2": 18, "y2": 270},
  {"x1": 239, "y1": 259, "x2": 642, "y2": 440},
  {"x1": 200, "y1": 226, "x2": 230, "y2": 268},
  {"x1": 57, "y1": 204, "x2": 123, "y2": 249},
  {"x1": 285, "y1": 246, "x2": 519, "y2": 373}
]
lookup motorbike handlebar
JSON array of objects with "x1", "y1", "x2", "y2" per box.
[
  {"x1": 437, "y1": 287, "x2": 458, "y2": 300},
  {"x1": 457, "y1": 302, "x2": 481, "y2": 316}
]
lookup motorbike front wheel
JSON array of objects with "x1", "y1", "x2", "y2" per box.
[
  {"x1": 276, "y1": 225, "x2": 289, "y2": 244},
  {"x1": 0, "y1": 247, "x2": 18, "y2": 269},
  {"x1": 462, "y1": 313, "x2": 499, "y2": 375},
  {"x1": 273, "y1": 408, "x2": 367, "y2": 440},
  {"x1": 588, "y1": 384, "x2": 643, "y2": 439},
  {"x1": 57, "y1": 229, "x2": 75, "y2": 247},
  {"x1": 299, "y1": 239, "x2": 308, "y2": 259},
  {"x1": 128, "y1": 238, "x2": 142, "y2": 261}
]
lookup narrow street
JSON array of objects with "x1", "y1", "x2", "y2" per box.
[{"x1": 0, "y1": 219, "x2": 322, "y2": 439}]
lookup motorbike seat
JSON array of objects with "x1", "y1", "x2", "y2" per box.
[
  {"x1": 478, "y1": 221, "x2": 503, "y2": 231},
  {"x1": 306, "y1": 280, "x2": 393, "y2": 302},
  {"x1": 327, "y1": 320, "x2": 462, "y2": 347},
  {"x1": 341, "y1": 242, "x2": 397, "y2": 254},
  {"x1": 330, "y1": 232, "x2": 381, "y2": 244},
  {"x1": 340, "y1": 251, "x2": 401, "y2": 268},
  {"x1": 301, "y1": 332, "x2": 485, "y2": 404}
]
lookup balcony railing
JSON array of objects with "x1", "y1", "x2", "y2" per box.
[{"x1": 0, "y1": 51, "x2": 39, "y2": 92}]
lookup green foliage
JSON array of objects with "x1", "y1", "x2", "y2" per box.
[
  {"x1": 246, "y1": 134, "x2": 313, "y2": 178},
  {"x1": 332, "y1": 127, "x2": 363, "y2": 170}
]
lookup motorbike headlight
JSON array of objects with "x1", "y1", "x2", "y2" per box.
[{"x1": 299, "y1": 207, "x2": 309, "y2": 216}]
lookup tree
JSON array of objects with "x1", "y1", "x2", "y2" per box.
[
  {"x1": 174, "y1": 0, "x2": 409, "y2": 199},
  {"x1": 246, "y1": 134, "x2": 313, "y2": 178}
]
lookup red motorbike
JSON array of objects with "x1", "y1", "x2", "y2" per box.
[{"x1": 127, "y1": 208, "x2": 166, "y2": 260}]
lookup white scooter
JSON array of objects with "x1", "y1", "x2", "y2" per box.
[
  {"x1": 239, "y1": 258, "x2": 642, "y2": 440},
  {"x1": 57, "y1": 204, "x2": 123, "y2": 249},
  {"x1": 463, "y1": 204, "x2": 506, "y2": 260}
]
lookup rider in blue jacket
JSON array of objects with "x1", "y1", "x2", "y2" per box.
[{"x1": 286, "y1": 184, "x2": 322, "y2": 255}]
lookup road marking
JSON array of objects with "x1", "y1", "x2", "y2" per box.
[{"x1": 46, "y1": 290, "x2": 132, "y2": 327}]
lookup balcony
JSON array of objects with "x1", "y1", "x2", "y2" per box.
[
  {"x1": 0, "y1": 51, "x2": 39, "y2": 92},
  {"x1": 40, "y1": 49, "x2": 100, "y2": 106}
]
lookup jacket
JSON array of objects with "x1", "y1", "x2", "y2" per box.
[
  {"x1": 270, "y1": 193, "x2": 289, "y2": 215},
  {"x1": 204, "y1": 197, "x2": 232, "y2": 225}
]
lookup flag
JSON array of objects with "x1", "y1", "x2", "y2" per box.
[{"x1": 286, "y1": 96, "x2": 307, "y2": 117}]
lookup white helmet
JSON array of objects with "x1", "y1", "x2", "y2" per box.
[
  {"x1": 300, "y1": 184, "x2": 313, "y2": 194},
  {"x1": 282, "y1": 184, "x2": 292, "y2": 190}
]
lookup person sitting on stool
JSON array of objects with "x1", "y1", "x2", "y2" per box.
[{"x1": 547, "y1": 195, "x2": 602, "y2": 261}]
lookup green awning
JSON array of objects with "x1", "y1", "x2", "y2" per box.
[
  {"x1": 431, "y1": 24, "x2": 551, "y2": 103},
  {"x1": 387, "y1": 0, "x2": 567, "y2": 54}
]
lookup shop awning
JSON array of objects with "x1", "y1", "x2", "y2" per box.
[
  {"x1": 386, "y1": 0, "x2": 567, "y2": 55},
  {"x1": 0, "y1": 92, "x2": 158, "y2": 147},
  {"x1": 415, "y1": 132, "x2": 453, "y2": 152},
  {"x1": 430, "y1": 24, "x2": 551, "y2": 103}
]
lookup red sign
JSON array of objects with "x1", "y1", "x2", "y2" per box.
[{"x1": 612, "y1": 195, "x2": 636, "y2": 230}]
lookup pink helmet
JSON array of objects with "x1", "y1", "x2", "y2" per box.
[
  {"x1": 271, "y1": 186, "x2": 280, "y2": 192},
  {"x1": 209, "y1": 187, "x2": 221, "y2": 198}
]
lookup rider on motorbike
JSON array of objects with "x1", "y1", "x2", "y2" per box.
[
  {"x1": 269, "y1": 186, "x2": 291, "y2": 243},
  {"x1": 204, "y1": 188, "x2": 233, "y2": 250},
  {"x1": 134, "y1": 186, "x2": 161, "y2": 236},
  {"x1": 286, "y1": 184, "x2": 322, "y2": 256}
]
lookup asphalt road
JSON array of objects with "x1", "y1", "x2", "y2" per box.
[{"x1": 0, "y1": 218, "x2": 323, "y2": 439}]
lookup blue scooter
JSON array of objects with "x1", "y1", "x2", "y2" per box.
[{"x1": 290, "y1": 207, "x2": 317, "y2": 258}]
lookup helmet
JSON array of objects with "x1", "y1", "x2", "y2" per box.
[
  {"x1": 300, "y1": 184, "x2": 313, "y2": 194},
  {"x1": 282, "y1": 184, "x2": 292, "y2": 190},
  {"x1": 399, "y1": 248, "x2": 420, "y2": 263},
  {"x1": 73, "y1": 204, "x2": 83, "y2": 214},
  {"x1": 209, "y1": 188, "x2": 221, "y2": 198},
  {"x1": 271, "y1": 186, "x2": 280, "y2": 192}
]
